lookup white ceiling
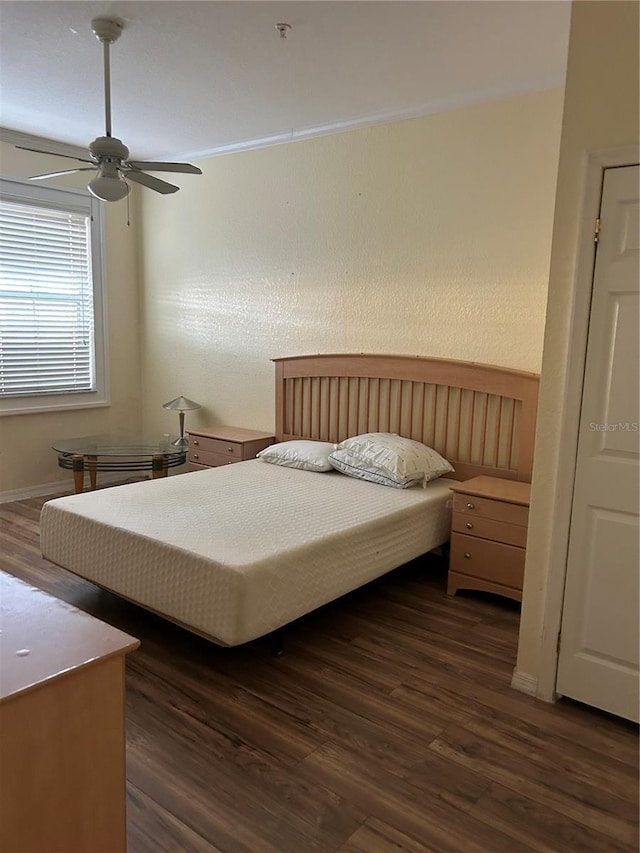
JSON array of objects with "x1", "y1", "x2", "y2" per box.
[{"x1": 0, "y1": 1, "x2": 571, "y2": 162}]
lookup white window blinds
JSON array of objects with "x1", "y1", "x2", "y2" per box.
[{"x1": 0, "y1": 199, "x2": 95, "y2": 398}]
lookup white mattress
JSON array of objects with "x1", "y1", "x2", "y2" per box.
[{"x1": 40, "y1": 461, "x2": 454, "y2": 646}]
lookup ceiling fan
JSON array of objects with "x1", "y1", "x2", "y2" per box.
[{"x1": 19, "y1": 17, "x2": 202, "y2": 202}]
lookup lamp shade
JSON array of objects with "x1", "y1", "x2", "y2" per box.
[
  {"x1": 162, "y1": 396, "x2": 201, "y2": 412},
  {"x1": 88, "y1": 174, "x2": 130, "y2": 202},
  {"x1": 88, "y1": 161, "x2": 130, "y2": 202}
]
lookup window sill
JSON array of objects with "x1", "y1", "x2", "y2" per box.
[{"x1": 0, "y1": 393, "x2": 110, "y2": 417}]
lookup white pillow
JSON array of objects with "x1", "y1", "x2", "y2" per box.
[
  {"x1": 257, "y1": 440, "x2": 337, "y2": 472},
  {"x1": 328, "y1": 432, "x2": 454, "y2": 488}
]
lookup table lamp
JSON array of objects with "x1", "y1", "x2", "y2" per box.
[{"x1": 162, "y1": 396, "x2": 201, "y2": 446}]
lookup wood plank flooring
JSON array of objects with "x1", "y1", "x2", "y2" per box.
[{"x1": 1, "y1": 493, "x2": 638, "y2": 853}]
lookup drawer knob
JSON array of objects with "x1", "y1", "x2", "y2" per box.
[
  {"x1": 466, "y1": 502, "x2": 475, "y2": 509},
  {"x1": 464, "y1": 552, "x2": 471, "y2": 559},
  {"x1": 193, "y1": 453, "x2": 199, "y2": 460},
  {"x1": 193, "y1": 439, "x2": 199, "y2": 446},
  {"x1": 466, "y1": 522, "x2": 473, "y2": 530},
  {"x1": 227, "y1": 446, "x2": 234, "y2": 453}
]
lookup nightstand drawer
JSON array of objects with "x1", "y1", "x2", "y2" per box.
[
  {"x1": 452, "y1": 492, "x2": 529, "y2": 527},
  {"x1": 188, "y1": 449, "x2": 239, "y2": 467},
  {"x1": 450, "y1": 533, "x2": 525, "y2": 590},
  {"x1": 451, "y1": 512, "x2": 528, "y2": 548},
  {"x1": 188, "y1": 435, "x2": 242, "y2": 458}
]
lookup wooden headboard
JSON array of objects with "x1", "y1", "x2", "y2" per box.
[{"x1": 273, "y1": 354, "x2": 539, "y2": 482}]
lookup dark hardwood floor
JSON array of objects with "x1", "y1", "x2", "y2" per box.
[{"x1": 1, "y1": 493, "x2": 638, "y2": 853}]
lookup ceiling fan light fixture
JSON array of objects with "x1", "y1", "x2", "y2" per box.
[{"x1": 88, "y1": 170, "x2": 130, "y2": 202}]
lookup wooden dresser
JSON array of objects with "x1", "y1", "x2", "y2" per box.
[
  {"x1": 448, "y1": 476, "x2": 531, "y2": 602},
  {"x1": 0, "y1": 572, "x2": 139, "y2": 853},
  {"x1": 187, "y1": 425, "x2": 275, "y2": 471}
]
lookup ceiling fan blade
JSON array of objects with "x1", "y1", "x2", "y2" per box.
[
  {"x1": 127, "y1": 161, "x2": 202, "y2": 175},
  {"x1": 16, "y1": 145, "x2": 93, "y2": 164},
  {"x1": 126, "y1": 170, "x2": 179, "y2": 194},
  {"x1": 29, "y1": 167, "x2": 96, "y2": 181}
]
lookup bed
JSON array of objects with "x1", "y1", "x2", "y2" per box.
[{"x1": 40, "y1": 354, "x2": 539, "y2": 646}]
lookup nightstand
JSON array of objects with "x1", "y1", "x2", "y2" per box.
[
  {"x1": 448, "y1": 476, "x2": 531, "y2": 602},
  {"x1": 187, "y1": 426, "x2": 275, "y2": 471}
]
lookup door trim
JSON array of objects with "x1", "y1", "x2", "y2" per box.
[{"x1": 534, "y1": 145, "x2": 640, "y2": 703}]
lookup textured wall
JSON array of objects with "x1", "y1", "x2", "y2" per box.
[
  {"x1": 0, "y1": 142, "x2": 142, "y2": 494},
  {"x1": 516, "y1": 1, "x2": 640, "y2": 688},
  {"x1": 139, "y1": 89, "x2": 564, "y2": 439}
]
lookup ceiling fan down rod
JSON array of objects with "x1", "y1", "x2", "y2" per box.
[
  {"x1": 103, "y1": 39, "x2": 112, "y2": 137},
  {"x1": 91, "y1": 18, "x2": 123, "y2": 139}
]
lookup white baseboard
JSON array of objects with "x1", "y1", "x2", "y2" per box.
[
  {"x1": 0, "y1": 473, "x2": 136, "y2": 504},
  {"x1": 510, "y1": 669, "x2": 539, "y2": 697}
]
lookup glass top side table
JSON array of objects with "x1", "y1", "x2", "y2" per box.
[{"x1": 52, "y1": 434, "x2": 187, "y2": 493}]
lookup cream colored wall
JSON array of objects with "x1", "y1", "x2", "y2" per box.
[
  {"x1": 516, "y1": 1, "x2": 639, "y2": 691},
  {"x1": 0, "y1": 142, "x2": 142, "y2": 494},
  {"x1": 139, "y1": 89, "x2": 564, "y2": 438}
]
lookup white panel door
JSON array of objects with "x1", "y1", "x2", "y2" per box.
[{"x1": 556, "y1": 165, "x2": 639, "y2": 722}]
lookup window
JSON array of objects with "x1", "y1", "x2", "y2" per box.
[{"x1": 0, "y1": 177, "x2": 108, "y2": 415}]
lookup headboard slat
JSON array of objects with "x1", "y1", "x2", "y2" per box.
[
  {"x1": 467, "y1": 390, "x2": 476, "y2": 461},
  {"x1": 506, "y1": 398, "x2": 516, "y2": 470}
]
